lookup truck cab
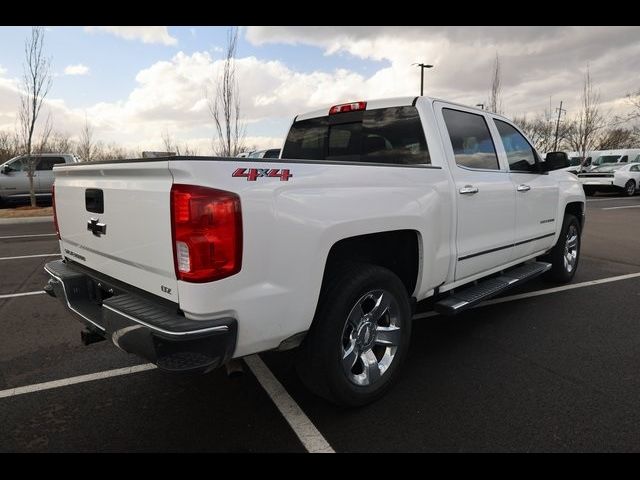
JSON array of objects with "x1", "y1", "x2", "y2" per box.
[{"x1": 0, "y1": 153, "x2": 79, "y2": 204}]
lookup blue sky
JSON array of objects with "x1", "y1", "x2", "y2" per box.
[
  {"x1": 0, "y1": 26, "x2": 385, "y2": 108},
  {"x1": 0, "y1": 26, "x2": 638, "y2": 153}
]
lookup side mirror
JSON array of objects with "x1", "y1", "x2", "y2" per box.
[
  {"x1": 0, "y1": 165, "x2": 9, "y2": 174},
  {"x1": 541, "y1": 151, "x2": 570, "y2": 172}
]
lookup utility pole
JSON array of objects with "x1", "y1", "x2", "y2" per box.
[
  {"x1": 553, "y1": 100, "x2": 566, "y2": 151},
  {"x1": 413, "y1": 63, "x2": 433, "y2": 96}
]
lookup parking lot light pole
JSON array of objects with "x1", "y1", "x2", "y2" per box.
[{"x1": 413, "y1": 63, "x2": 433, "y2": 96}]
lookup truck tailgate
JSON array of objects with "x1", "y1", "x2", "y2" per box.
[{"x1": 54, "y1": 161, "x2": 178, "y2": 302}]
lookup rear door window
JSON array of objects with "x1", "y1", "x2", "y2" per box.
[
  {"x1": 442, "y1": 108, "x2": 500, "y2": 170},
  {"x1": 282, "y1": 105, "x2": 430, "y2": 165},
  {"x1": 36, "y1": 157, "x2": 65, "y2": 170}
]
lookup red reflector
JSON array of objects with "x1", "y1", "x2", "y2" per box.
[
  {"x1": 52, "y1": 184, "x2": 60, "y2": 240},
  {"x1": 329, "y1": 101, "x2": 367, "y2": 115},
  {"x1": 170, "y1": 184, "x2": 242, "y2": 283}
]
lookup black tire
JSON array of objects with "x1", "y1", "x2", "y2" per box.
[
  {"x1": 623, "y1": 180, "x2": 636, "y2": 197},
  {"x1": 543, "y1": 214, "x2": 581, "y2": 283},
  {"x1": 295, "y1": 263, "x2": 412, "y2": 407}
]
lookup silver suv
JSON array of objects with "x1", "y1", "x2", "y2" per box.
[{"x1": 0, "y1": 153, "x2": 79, "y2": 204}]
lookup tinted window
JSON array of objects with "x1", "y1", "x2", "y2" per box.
[
  {"x1": 328, "y1": 122, "x2": 361, "y2": 160},
  {"x1": 7, "y1": 158, "x2": 27, "y2": 172},
  {"x1": 494, "y1": 119, "x2": 537, "y2": 172},
  {"x1": 263, "y1": 149, "x2": 280, "y2": 159},
  {"x1": 620, "y1": 155, "x2": 628, "y2": 163},
  {"x1": 36, "y1": 157, "x2": 65, "y2": 171},
  {"x1": 361, "y1": 106, "x2": 430, "y2": 164},
  {"x1": 281, "y1": 106, "x2": 430, "y2": 165},
  {"x1": 442, "y1": 108, "x2": 499, "y2": 170},
  {"x1": 282, "y1": 118, "x2": 327, "y2": 160},
  {"x1": 631, "y1": 165, "x2": 640, "y2": 172}
]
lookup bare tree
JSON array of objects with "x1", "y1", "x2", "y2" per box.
[
  {"x1": 488, "y1": 53, "x2": 503, "y2": 115},
  {"x1": 0, "y1": 130, "x2": 21, "y2": 163},
  {"x1": 565, "y1": 67, "x2": 608, "y2": 159},
  {"x1": 595, "y1": 127, "x2": 639, "y2": 150},
  {"x1": 48, "y1": 131, "x2": 74, "y2": 154},
  {"x1": 18, "y1": 26, "x2": 52, "y2": 207},
  {"x1": 627, "y1": 89, "x2": 640, "y2": 120},
  {"x1": 161, "y1": 130, "x2": 199, "y2": 156},
  {"x1": 77, "y1": 114, "x2": 95, "y2": 161},
  {"x1": 34, "y1": 113, "x2": 53, "y2": 154},
  {"x1": 207, "y1": 27, "x2": 246, "y2": 156}
]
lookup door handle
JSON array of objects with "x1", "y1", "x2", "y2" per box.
[
  {"x1": 516, "y1": 184, "x2": 531, "y2": 192},
  {"x1": 459, "y1": 185, "x2": 479, "y2": 195}
]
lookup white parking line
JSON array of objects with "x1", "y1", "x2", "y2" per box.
[
  {"x1": 0, "y1": 364, "x2": 157, "y2": 399},
  {"x1": 244, "y1": 355, "x2": 335, "y2": 453},
  {"x1": 602, "y1": 205, "x2": 640, "y2": 211},
  {"x1": 0, "y1": 290, "x2": 45, "y2": 300},
  {"x1": 0, "y1": 253, "x2": 60, "y2": 261},
  {"x1": 412, "y1": 271, "x2": 640, "y2": 320},
  {"x1": 0, "y1": 233, "x2": 57, "y2": 240},
  {"x1": 0, "y1": 352, "x2": 333, "y2": 453}
]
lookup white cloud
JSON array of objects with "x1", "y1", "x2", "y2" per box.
[
  {"x1": 3, "y1": 27, "x2": 640, "y2": 156},
  {"x1": 245, "y1": 26, "x2": 640, "y2": 119},
  {"x1": 64, "y1": 64, "x2": 90, "y2": 76},
  {"x1": 84, "y1": 26, "x2": 177, "y2": 46}
]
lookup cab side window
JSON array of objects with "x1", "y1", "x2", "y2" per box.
[
  {"x1": 442, "y1": 108, "x2": 500, "y2": 170},
  {"x1": 620, "y1": 155, "x2": 628, "y2": 163},
  {"x1": 36, "y1": 157, "x2": 65, "y2": 171},
  {"x1": 630, "y1": 164, "x2": 640, "y2": 172},
  {"x1": 494, "y1": 119, "x2": 538, "y2": 173},
  {"x1": 7, "y1": 158, "x2": 27, "y2": 172}
]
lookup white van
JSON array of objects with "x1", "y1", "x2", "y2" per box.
[{"x1": 587, "y1": 149, "x2": 640, "y2": 171}]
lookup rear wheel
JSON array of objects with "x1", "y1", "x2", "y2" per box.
[
  {"x1": 624, "y1": 180, "x2": 636, "y2": 197},
  {"x1": 543, "y1": 214, "x2": 581, "y2": 283},
  {"x1": 296, "y1": 263, "x2": 412, "y2": 407}
]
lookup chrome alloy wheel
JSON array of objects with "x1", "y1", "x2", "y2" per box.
[
  {"x1": 564, "y1": 224, "x2": 579, "y2": 273},
  {"x1": 341, "y1": 289, "x2": 401, "y2": 386}
]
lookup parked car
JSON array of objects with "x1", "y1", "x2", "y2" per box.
[
  {"x1": 247, "y1": 148, "x2": 281, "y2": 159},
  {"x1": 578, "y1": 162, "x2": 640, "y2": 196},
  {"x1": 0, "y1": 153, "x2": 79, "y2": 205},
  {"x1": 585, "y1": 149, "x2": 640, "y2": 171},
  {"x1": 44, "y1": 96, "x2": 585, "y2": 406}
]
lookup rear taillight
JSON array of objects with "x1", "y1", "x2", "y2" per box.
[
  {"x1": 329, "y1": 101, "x2": 367, "y2": 115},
  {"x1": 52, "y1": 184, "x2": 60, "y2": 239},
  {"x1": 170, "y1": 184, "x2": 242, "y2": 283}
]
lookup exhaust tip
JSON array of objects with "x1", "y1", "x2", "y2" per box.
[{"x1": 225, "y1": 359, "x2": 245, "y2": 378}]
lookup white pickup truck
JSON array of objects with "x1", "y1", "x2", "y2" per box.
[{"x1": 45, "y1": 96, "x2": 585, "y2": 406}]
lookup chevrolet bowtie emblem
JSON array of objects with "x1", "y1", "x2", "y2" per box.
[{"x1": 87, "y1": 218, "x2": 107, "y2": 237}]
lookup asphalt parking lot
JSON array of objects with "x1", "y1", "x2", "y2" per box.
[{"x1": 1, "y1": 194, "x2": 640, "y2": 452}]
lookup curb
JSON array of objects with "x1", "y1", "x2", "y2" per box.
[{"x1": 0, "y1": 216, "x2": 53, "y2": 225}]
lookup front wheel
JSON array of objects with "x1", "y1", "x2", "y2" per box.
[
  {"x1": 296, "y1": 263, "x2": 412, "y2": 407},
  {"x1": 543, "y1": 214, "x2": 581, "y2": 283}
]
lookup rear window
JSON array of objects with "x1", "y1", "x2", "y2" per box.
[{"x1": 282, "y1": 106, "x2": 430, "y2": 165}]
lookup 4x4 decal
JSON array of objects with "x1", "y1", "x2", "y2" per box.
[{"x1": 232, "y1": 168, "x2": 292, "y2": 181}]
